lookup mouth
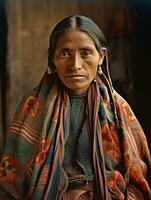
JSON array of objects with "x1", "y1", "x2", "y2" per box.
[
  {"x1": 65, "y1": 75, "x2": 86, "y2": 80},
  {"x1": 66, "y1": 74, "x2": 86, "y2": 78}
]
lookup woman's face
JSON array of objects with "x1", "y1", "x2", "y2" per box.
[{"x1": 53, "y1": 30, "x2": 106, "y2": 94}]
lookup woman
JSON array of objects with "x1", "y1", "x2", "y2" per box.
[{"x1": 0, "y1": 15, "x2": 150, "y2": 200}]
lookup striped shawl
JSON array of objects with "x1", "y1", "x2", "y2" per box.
[{"x1": 0, "y1": 72, "x2": 150, "y2": 200}]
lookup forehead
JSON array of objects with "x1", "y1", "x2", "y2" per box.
[{"x1": 55, "y1": 30, "x2": 96, "y2": 48}]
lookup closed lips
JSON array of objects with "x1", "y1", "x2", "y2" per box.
[{"x1": 66, "y1": 74, "x2": 86, "y2": 77}]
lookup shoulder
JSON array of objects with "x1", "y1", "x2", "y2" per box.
[
  {"x1": 114, "y1": 90, "x2": 150, "y2": 160},
  {"x1": 113, "y1": 90, "x2": 136, "y2": 121}
]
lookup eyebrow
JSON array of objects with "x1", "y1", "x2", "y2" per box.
[{"x1": 57, "y1": 45, "x2": 95, "y2": 51}]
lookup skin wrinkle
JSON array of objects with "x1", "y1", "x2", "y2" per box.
[{"x1": 54, "y1": 30, "x2": 106, "y2": 95}]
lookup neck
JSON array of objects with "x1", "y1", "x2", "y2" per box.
[{"x1": 68, "y1": 88, "x2": 88, "y2": 96}]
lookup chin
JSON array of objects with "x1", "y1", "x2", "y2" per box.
[{"x1": 66, "y1": 84, "x2": 89, "y2": 94}]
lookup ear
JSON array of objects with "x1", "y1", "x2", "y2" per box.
[{"x1": 99, "y1": 47, "x2": 107, "y2": 65}]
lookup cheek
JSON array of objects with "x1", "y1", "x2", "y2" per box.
[
  {"x1": 55, "y1": 65, "x2": 68, "y2": 83},
  {"x1": 55, "y1": 68, "x2": 65, "y2": 78},
  {"x1": 54, "y1": 58, "x2": 67, "y2": 69},
  {"x1": 89, "y1": 69, "x2": 98, "y2": 81},
  {"x1": 88, "y1": 63, "x2": 98, "y2": 77},
  {"x1": 54, "y1": 60, "x2": 64, "y2": 73}
]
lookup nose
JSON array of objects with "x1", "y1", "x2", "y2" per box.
[{"x1": 68, "y1": 53, "x2": 82, "y2": 71}]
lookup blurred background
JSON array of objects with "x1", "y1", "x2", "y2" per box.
[{"x1": 0, "y1": 0, "x2": 151, "y2": 155}]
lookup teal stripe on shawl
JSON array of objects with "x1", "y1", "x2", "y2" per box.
[
  {"x1": 28, "y1": 76, "x2": 70, "y2": 199},
  {"x1": 47, "y1": 160, "x2": 61, "y2": 199},
  {"x1": 4, "y1": 134, "x2": 36, "y2": 167}
]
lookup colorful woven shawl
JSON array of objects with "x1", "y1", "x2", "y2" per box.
[{"x1": 0, "y1": 72, "x2": 150, "y2": 200}]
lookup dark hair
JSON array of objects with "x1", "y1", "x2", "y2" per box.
[{"x1": 48, "y1": 15, "x2": 108, "y2": 71}]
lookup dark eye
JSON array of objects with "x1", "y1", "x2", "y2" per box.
[
  {"x1": 60, "y1": 49, "x2": 70, "y2": 57},
  {"x1": 81, "y1": 50, "x2": 92, "y2": 58}
]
